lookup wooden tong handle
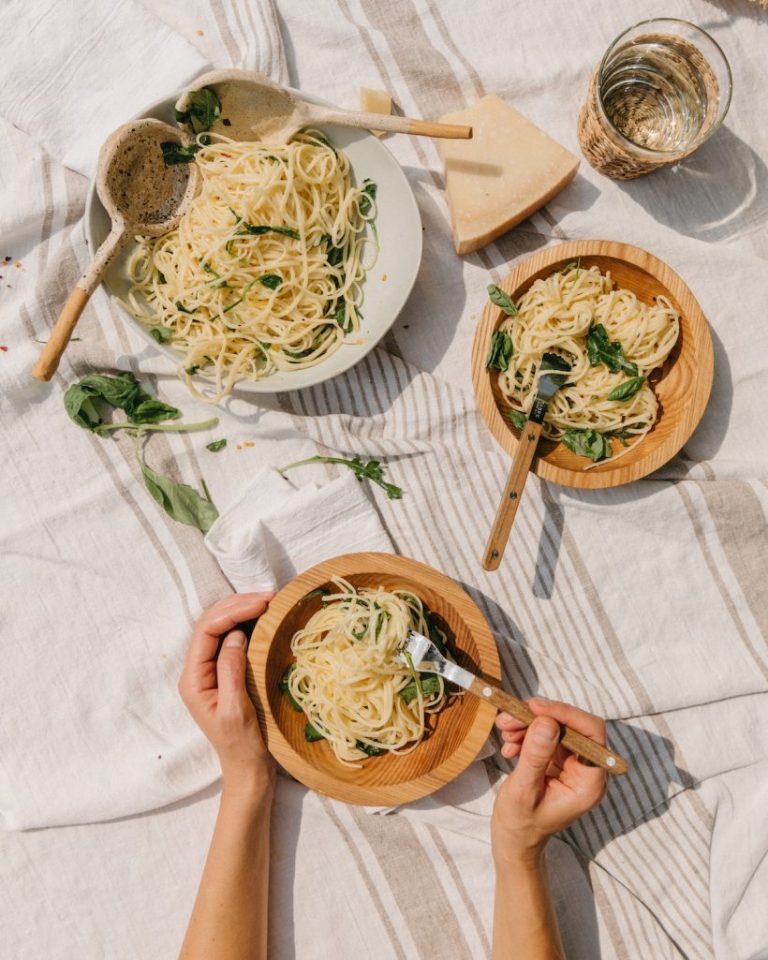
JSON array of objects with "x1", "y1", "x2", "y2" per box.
[
  {"x1": 482, "y1": 420, "x2": 542, "y2": 570},
  {"x1": 469, "y1": 677, "x2": 628, "y2": 775}
]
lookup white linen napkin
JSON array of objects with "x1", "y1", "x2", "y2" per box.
[
  {"x1": 205, "y1": 467, "x2": 393, "y2": 590},
  {"x1": 0, "y1": 0, "x2": 209, "y2": 177}
]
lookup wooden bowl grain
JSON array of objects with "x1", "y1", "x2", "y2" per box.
[
  {"x1": 471, "y1": 240, "x2": 714, "y2": 489},
  {"x1": 246, "y1": 552, "x2": 501, "y2": 806}
]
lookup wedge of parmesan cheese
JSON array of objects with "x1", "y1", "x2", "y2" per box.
[{"x1": 438, "y1": 95, "x2": 579, "y2": 255}]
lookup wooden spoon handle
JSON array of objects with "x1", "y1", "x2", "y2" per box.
[
  {"x1": 31, "y1": 287, "x2": 91, "y2": 381},
  {"x1": 467, "y1": 677, "x2": 628, "y2": 775},
  {"x1": 310, "y1": 106, "x2": 471, "y2": 139},
  {"x1": 482, "y1": 420, "x2": 543, "y2": 570},
  {"x1": 31, "y1": 226, "x2": 127, "y2": 382}
]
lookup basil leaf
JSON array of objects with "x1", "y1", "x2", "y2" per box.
[
  {"x1": 355, "y1": 740, "x2": 385, "y2": 757},
  {"x1": 64, "y1": 372, "x2": 180, "y2": 429},
  {"x1": 507, "y1": 409, "x2": 527, "y2": 430},
  {"x1": 399, "y1": 675, "x2": 441, "y2": 703},
  {"x1": 485, "y1": 330, "x2": 513, "y2": 371},
  {"x1": 607, "y1": 376, "x2": 645, "y2": 401},
  {"x1": 185, "y1": 365, "x2": 200, "y2": 376},
  {"x1": 487, "y1": 284, "x2": 518, "y2": 316},
  {"x1": 175, "y1": 301, "x2": 196, "y2": 314},
  {"x1": 149, "y1": 326, "x2": 172, "y2": 344},
  {"x1": 586, "y1": 324, "x2": 638, "y2": 376},
  {"x1": 236, "y1": 223, "x2": 300, "y2": 240},
  {"x1": 359, "y1": 179, "x2": 377, "y2": 216},
  {"x1": 64, "y1": 384, "x2": 104, "y2": 431},
  {"x1": 259, "y1": 274, "x2": 282, "y2": 290},
  {"x1": 128, "y1": 398, "x2": 182, "y2": 425},
  {"x1": 279, "y1": 665, "x2": 303, "y2": 712},
  {"x1": 161, "y1": 141, "x2": 200, "y2": 165},
  {"x1": 140, "y1": 459, "x2": 219, "y2": 533},
  {"x1": 304, "y1": 722, "x2": 325, "y2": 742},
  {"x1": 181, "y1": 87, "x2": 221, "y2": 134},
  {"x1": 562, "y1": 428, "x2": 612, "y2": 463},
  {"x1": 206, "y1": 438, "x2": 227, "y2": 452}
]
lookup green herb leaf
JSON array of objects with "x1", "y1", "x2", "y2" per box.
[
  {"x1": 359, "y1": 179, "x2": 377, "y2": 216},
  {"x1": 175, "y1": 301, "x2": 196, "y2": 315},
  {"x1": 300, "y1": 587, "x2": 331, "y2": 603},
  {"x1": 206, "y1": 438, "x2": 227, "y2": 452},
  {"x1": 485, "y1": 330, "x2": 513, "y2": 371},
  {"x1": 279, "y1": 665, "x2": 304, "y2": 712},
  {"x1": 278, "y1": 454, "x2": 403, "y2": 500},
  {"x1": 259, "y1": 274, "x2": 282, "y2": 290},
  {"x1": 155, "y1": 270, "x2": 166, "y2": 285},
  {"x1": 607, "y1": 376, "x2": 645, "y2": 402},
  {"x1": 399, "y1": 675, "x2": 441, "y2": 703},
  {"x1": 149, "y1": 326, "x2": 172, "y2": 344},
  {"x1": 487, "y1": 284, "x2": 518, "y2": 316},
  {"x1": 63, "y1": 372, "x2": 181, "y2": 430},
  {"x1": 128, "y1": 398, "x2": 183, "y2": 425},
  {"x1": 507, "y1": 409, "x2": 527, "y2": 430},
  {"x1": 140, "y1": 458, "x2": 219, "y2": 533},
  {"x1": 161, "y1": 141, "x2": 200, "y2": 165},
  {"x1": 177, "y1": 87, "x2": 221, "y2": 134},
  {"x1": 355, "y1": 740, "x2": 385, "y2": 757},
  {"x1": 304, "y1": 722, "x2": 325, "y2": 742},
  {"x1": 236, "y1": 223, "x2": 301, "y2": 240},
  {"x1": 185, "y1": 365, "x2": 200, "y2": 376},
  {"x1": 562, "y1": 428, "x2": 612, "y2": 463},
  {"x1": 586, "y1": 324, "x2": 639, "y2": 376}
]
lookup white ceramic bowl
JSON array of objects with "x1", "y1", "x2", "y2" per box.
[{"x1": 85, "y1": 90, "x2": 422, "y2": 393}]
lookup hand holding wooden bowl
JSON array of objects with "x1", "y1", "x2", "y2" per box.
[{"x1": 246, "y1": 552, "x2": 500, "y2": 806}]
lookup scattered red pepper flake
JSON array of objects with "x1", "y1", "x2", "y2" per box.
[
  {"x1": 236, "y1": 443, "x2": 242, "y2": 450},
  {"x1": 14, "y1": 261, "x2": 22, "y2": 268},
  {"x1": 243, "y1": 441, "x2": 255, "y2": 448},
  {"x1": 196, "y1": 28, "x2": 204, "y2": 36},
  {"x1": 0, "y1": 345, "x2": 8, "y2": 351}
]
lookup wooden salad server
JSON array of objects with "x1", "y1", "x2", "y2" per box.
[
  {"x1": 31, "y1": 120, "x2": 199, "y2": 382},
  {"x1": 401, "y1": 631, "x2": 628, "y2": 774},
  {"x1": 176, "y1": 69, "x2": 472, "y2": 143},
  {"x1": 482, "y1": 352, "x2": 571, "y2": 570}
]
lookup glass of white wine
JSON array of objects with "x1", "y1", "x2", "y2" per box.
[{"x1": 578, "y1": 18, "x2": 732, "y2": 180}]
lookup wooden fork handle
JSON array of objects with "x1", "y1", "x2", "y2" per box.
[
  {"x1": 482, "y1": 420, "x2": 543, "y2": 570},
  {"x1": 31, "y1": 286, "x2": 90, "y2": 381},
  {"x1": 468, "y1": 677, "x2": 628, "y2": 775}
]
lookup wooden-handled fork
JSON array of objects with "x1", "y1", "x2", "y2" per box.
[{"x1": 400, "y1": 630, "x2": 628, "y2": 775}]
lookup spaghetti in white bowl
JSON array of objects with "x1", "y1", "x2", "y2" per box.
[{"x1": 85, "y1": 90, "x2": 422, "y2": 396}]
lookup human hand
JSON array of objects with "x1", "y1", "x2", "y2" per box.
[
  {"x1": 178, "y1": 592, "x2": 275, "y2": 798},
  {"x1": 491, "y1": 698, "x2": 608, "y2": 869}
]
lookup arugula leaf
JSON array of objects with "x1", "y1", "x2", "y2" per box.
[
  {"x1": 487, "y1": 284, "x2": 518, "y2": 316},
  {"x1": 176, "y1": 87, "x2": 221, "y2": 134},
  {"x1": 399, "y1": 675, "x2": 441, "y2": 703},
  {"x1": 485, "y1": 330, "x2": 513, "y2": 371},
  {"x1": 359, "y1": 179, "x2": 377, "y2": 216},
  {"x1": 304, "y1": 722, "x2": 325, "y2": 742},
  {"x1": 149, "y1": 326, "x2": 172, "y2": 344},
  {"x1": 586, "y1": 324, "x2": 639, "y2": 376},
  {"x1": 140, "y1": 458, "x2": 219, "y2": 533},
  {"x1": 161, "y1": 141, "x2": 200, "y2": 165},
  {"x1": 562, "y1": 428, "x2": 612, "y2": 463},
  {"x1": 259, "y1": 274, "x2": 282, "y2": 290},
  {"x1": 206, "y1": 439, "x2": 227, "y2": 452},
  {"x1": 279, "y1": 454, "x2": 403, "y2": 500},
  {"x1": 607, "y1": 376, "x2": 645, "y2": 402},
  {"x1": 507, "y1": 408, "x2": 527, "y2": 430},
  {"x1": 236, "y1": 223, "x2": 301, "y2": 240}
]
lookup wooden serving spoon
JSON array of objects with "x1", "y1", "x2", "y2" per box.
[
  {"x1": 31, "y1": 119, "x2": 199, "y2": 382},
  {"x1": 175, "y1": 69, "x2": 472, "y2": 143}
]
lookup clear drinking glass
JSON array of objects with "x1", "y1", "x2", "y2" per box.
[{"x1": 579, "y1": 18, "x2": 733, "y2": 178}]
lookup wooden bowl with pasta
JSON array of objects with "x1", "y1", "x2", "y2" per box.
[
  {"x1": 246, "y1": 552, "x2": 501, "y2": 806},
  {"x1": 471, "y1": 240, "x2": 713, "y2": 489}
]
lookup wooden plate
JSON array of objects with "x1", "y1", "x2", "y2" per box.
[
  {"x1": 471, "y1": 240, "x2": 714, "y2": 489},
  {"x1": 246, "y1": 552, "x2": 500, "y2": 806}
]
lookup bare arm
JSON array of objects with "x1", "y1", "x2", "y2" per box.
[
  {"x1": 177, "y1": 593, "x2": 276, "y2": 960},
  {"x1": 491, "y1": 699, "x2": 608, "y2": 960}
]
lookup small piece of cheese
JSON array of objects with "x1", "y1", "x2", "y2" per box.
[
  {"x1": 438, "y1": 95, "x2": 579, "y2": 255},
  {"x1": 360, "y1": 87, "x2": 393, "y2": 137}
]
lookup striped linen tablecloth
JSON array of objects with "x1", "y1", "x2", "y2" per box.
[{"x1": 2, "y1": 1, "x2": 767, "y2": 958}]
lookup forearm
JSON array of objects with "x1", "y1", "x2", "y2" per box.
[
  {"x1": 492, "y1": 853, "x2": 565, "y2": 960},
  {"x1": 179, "y1": 772, "x2": 275, "y2": 960}
]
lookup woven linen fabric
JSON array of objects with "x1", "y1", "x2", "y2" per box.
[{"x1": 1, "y1": 1, "x2": 767, "y2": 958}]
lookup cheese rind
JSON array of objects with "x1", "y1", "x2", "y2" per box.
[{"x1": 438, "y1": 95, "x2": 579, "y2": 255}]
